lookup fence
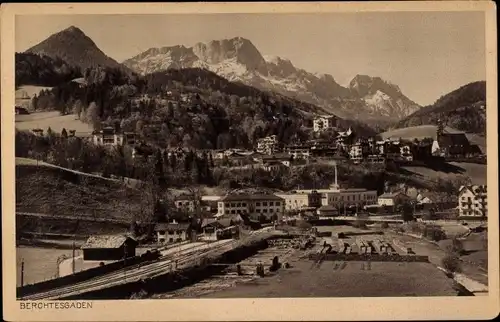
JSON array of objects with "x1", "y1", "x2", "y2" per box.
[{"x1": 17, "y1": 253, "x2": 154, "y2": 298}]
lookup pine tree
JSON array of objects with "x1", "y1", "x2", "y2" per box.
[{"x1": 154, "y1": 149, "x2": 164, "y2": 186}]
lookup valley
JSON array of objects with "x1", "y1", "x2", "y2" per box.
[{"x1": 11, "y1": 20, "x2": 490, "y2": 304}]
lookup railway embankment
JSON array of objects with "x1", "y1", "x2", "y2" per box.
[{"x1": 61, "y1": 238, "x2": 271, "y2": 300}]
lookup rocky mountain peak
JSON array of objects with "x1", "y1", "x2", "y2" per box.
[
  {"x1": 193, "y1": 37, "x2": 268, "y2": 74},
  {"x1": 25, "y1": 25, "x2": 127, "y2": 72},
  {"x1": 349, "y1": 74, "x2": 402, "y2": 97}
]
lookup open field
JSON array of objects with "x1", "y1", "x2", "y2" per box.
[
  {"x1": 386, "y1": 231, "x2": 487, "y2": 285},
  {"x1": 200, "y1": 260, "x2": 459, "y2": 297},
  {"x1": 381, "y1": 125, "x2": 462, "y2": 140},
  {"x1": 402, "y1": 162, "x2": 486, "y2": 185},
  {"x1": 16, "y1": 246, "x2": 72, "y2": 287},
  {"x1": 381, "y1": 125, "x2": 486, "y2": 153},
  {"x1": 15, "y1": 111, "x2": 93, "y2": 136}
]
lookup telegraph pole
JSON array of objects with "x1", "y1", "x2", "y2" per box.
[
  {"x1": 21, "y1": 258, "x2": 25, "y2": 287},
  {"x1": 124, "y1": 247, "x2": 127, "y2": 281},
  {"x1": 72, "y1": 241, "x2": 76, "y2": 274}
]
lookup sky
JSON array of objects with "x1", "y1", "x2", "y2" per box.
[{"x1": 16, "y1": 12, "x2": 486, "y2": 106}]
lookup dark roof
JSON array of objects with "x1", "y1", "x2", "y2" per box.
[
  {"x1": 460, "y1": 185, "x2": 487, "y2": 195},
  {"x1": 437, "y1": 133, "x2": 470, "y2": 148},
  {"x1": 155, "y1": 222, "x2": 191, "y2": 232},
  {"x1": 218, "y1": 218, "x2": 233, "y2": 228},
  {"x1": 221, "y1": 193, "x2": 284, "y2": 202},
  {"x1": 319, "y1": 205, "x2": 337, "y2": 211},
  {"x1": 81, "y1": 235, "x2": 136, "y2": 249},
  {"x1": 261, "y1": 153, "x2": 291, "y2": 161},
  {"x1": 174, "y1": 194, "x2": 195, "y2": 201},
  {"x1": 378, "y1": 192, "x2": 409, "y2": 199},
  {"x1": 264, "y1": 161, "x2": 285, "y2": 166},
  {"x1": 201, "y1": 218, "x2": 222, "y2": 228}
]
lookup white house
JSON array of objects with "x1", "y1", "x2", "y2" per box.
[
  {"x1": 377, "y1": 192, "x2": 410, "y2": 207},
  {"x1": 154, "y1": 221, "x2": 191, "y2": 244},
  {"x1": 458, "y1": 185, "x2": 487, "y2": 217},
  {"x1": 313, "y1": 115, "x2": 337, "y2": 132},
  {"x1": 349, "y1": 143, "x2": 363, "y2": 162},
  {"x1": 400, "y1": 144, "x2": 414, "y2": 161}
]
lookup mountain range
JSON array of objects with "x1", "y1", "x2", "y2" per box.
[
  {"x1": 123, "y1": 37, "x2": 421, "y2": 126},
  {"x1": 20, "y1": 26, "x2": 485, "y2": 133}
]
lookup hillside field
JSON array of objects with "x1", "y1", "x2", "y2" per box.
[
  {"x1": 402, "y1": 162, "x2": 487, "y2": 185},
  {"x1": 15, "y1": 111, "x2": 93, "y2": 136},
  {"x1": 16, "y1": 158, "x2": 145, "y2": 229},
  {"x1": 381, "y1": 125, "x2": 487, "y2": 153}
]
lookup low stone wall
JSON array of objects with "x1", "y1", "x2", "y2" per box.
[{"x1": 308, "y1": 253, "x2": 429, "y2": 262}]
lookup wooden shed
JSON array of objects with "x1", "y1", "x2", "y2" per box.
[{"x1": 81, "y1": 235, "x2": 138, "y2": 261}]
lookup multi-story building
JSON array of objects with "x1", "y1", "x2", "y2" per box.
[
  {"x1": 154, "y1": 221, "x2": 192, "y2": 244},
  {"x1": 275, "y1": 191, "x2": 322, "y2": 212},
  {"x1": 256, "y1": 135, "x2": 279, "y2": 155},
  {"x1": 377, "y1": 192, "x2": 411, "y2": 207},
  {"x1": 458, "y1": 185, "x2": 487, "y2": 217},
  {"x1": 285, "y1": 145, "x2": 311, "y2": 159},
  {"x1": 322, "y1": 188, "x2": 378, "y2": 209},
  {"x1": 335, "y1": 127, "x2": 354, "y2": 147},
  {"x1": 92, "y1": 127, "x2": 138, "y2": 147},
  {"x1": 349, "y1": 143, "x2": 363, "y2": 163},
  {"x1": 313, "y1": 115, "x2": 337, "y2": 132},
  {"x1": 294, "y1": 162, "x2": 377, "y2": 211},
  {"x1": 217, "y1": 193, "x2": 284, "y2": 221},
  {"x1": 174, "y1": 194, "x2": 197, "y2": 213},
  {"x1": 400, "y1": 144, "x2": 414, "y2": 161}
]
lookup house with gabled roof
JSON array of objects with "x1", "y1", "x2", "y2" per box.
[
  {"x1": 154, "y1": 221, "x2": 192, "y2": 244},
  {"x1": 81, "y1": 235, "x2": 138, "y2": 261},
  {"x1": 377, "y1": 192, "x2": 411, "y2": 207},
  {"x1": 458, "y1": 185, "x2": 487, "y2": 218}
]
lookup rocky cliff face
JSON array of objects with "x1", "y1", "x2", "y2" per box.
[{"x1": 123, "y1": 37, "x2": 421, "y2": 126}]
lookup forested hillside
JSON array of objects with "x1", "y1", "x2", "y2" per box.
[
  {"x1": 394, "y1": 81, "x2": 486, "y2": 134},
  {"x1": 15, "y1": 53, "x2": 82, "y2": 88},
  {"x1": 30, "y1": 66, "x2": 376, "y2": 150}
]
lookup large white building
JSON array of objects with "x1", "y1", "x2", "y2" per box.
[
  {"x1": 256, "y1": 135, "x2": 279, "y2": 155},
  {"x1": 217, "y1": 193, "x2": 284, "y2": 221},
  {"x1": 295, "y1": 162, "x2": 377, "y2": 211},
  {"x1": 92, "y1": 127, "x2": 137, "y2": 147},
  {"x1": 275, "y1": 191, "x2": 322, "y2": 212},
  {"x1": 458, "y1": 185, "x2": 487, "y2": 217},
  {"x1": 313, "y1": 115, "x2": 337, "y2": 132}
]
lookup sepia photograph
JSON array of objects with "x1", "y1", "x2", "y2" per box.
[{"x1": 2, "y1": 2, "x2": 498, "y2": 321}]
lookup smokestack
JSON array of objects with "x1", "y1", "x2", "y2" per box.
[{"x1": 335, "y1": 162, "x2": 337, "y2": 187}]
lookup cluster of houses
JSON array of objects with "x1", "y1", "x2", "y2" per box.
[
  {"x1": 76, "y1": 182, "x2": 487, "y2": 265},
  {"x1": 158, "y1": 163, "x2": 488, "y2": 246},
  {"x1": 311, "y1": 115, "x2": 484, "y2": 162}
]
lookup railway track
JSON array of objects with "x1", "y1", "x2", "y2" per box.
[{"x1": 21, "y1": 240, "x2": 234, "y2": 301}]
